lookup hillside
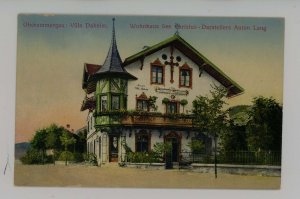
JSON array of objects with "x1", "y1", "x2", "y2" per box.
[{"x1": 15, "y1": 142, "x2": 30, "y2": 159}]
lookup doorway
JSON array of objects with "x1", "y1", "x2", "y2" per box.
[
  {"x1": 109, "y1": 135, "x2": 119, "y2": 162},
  {"x1": 165, "y1": 132, "x2": 181, "y2": 162}
]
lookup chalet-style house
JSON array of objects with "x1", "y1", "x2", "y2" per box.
[{"x1": 81, "y1": 19, "x2": 243, "y2": 165}]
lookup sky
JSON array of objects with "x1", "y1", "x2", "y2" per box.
[{"x1": 15, "y1": 14, "x2": 284, "y2": 143}]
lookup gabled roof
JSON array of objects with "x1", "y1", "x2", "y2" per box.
[
  {"x1": 82, "y1": 63, "x2": 101, "y2": 91},
  {"x1": 95, "y1": 18, "x2": 137, "y2": 80},
  {"x1": 123, "y1": 34, "x2": 244, "y2": 97}
]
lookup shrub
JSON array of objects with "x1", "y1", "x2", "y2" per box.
[
  {"x1": 58, "y1": 151, "x2": 74, "y2": 162},
  {"x1": 127, "y1": 151, "x2": 161, "y2": 163},
  {"x1": 73, "y1": 152, "x2": 85, "y2": 163},
  {"x1": 83, "y1": 153, "x2": 98, "y2": 166},
  {"x1": 187, "y1": 139, "x2": 205, "y2": 154},
  {"x1": 20, "y1": 148, "x2": 44, "y2": 164}
]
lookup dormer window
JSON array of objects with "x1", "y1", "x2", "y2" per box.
[
  {"x1": 150, "y1": 59, "x2": 165, "y2": 85},
  {"x1": 179, "y1": 63, "x2": 192, "y2": 88}
]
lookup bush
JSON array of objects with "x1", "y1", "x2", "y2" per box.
[
  {"x1": 73, "y1": 152, "x2": 85, "y2": 163},
  {"x1": 127, "y1": 151, "x2": 161, "y2": 163},
  {"x1": 20, "y1": 149, "x2": 44, "y2": 164},
  {"x1": 83, "y1": 153, "x2": 98, "y2": 166},
  {"x1": 187, "y1": 139, "x2": 205, "y2": 153},
  {"x1": 58, "y1": 151, "x2": 74, "y2": 162}
]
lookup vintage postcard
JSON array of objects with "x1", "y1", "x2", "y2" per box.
[{"x1": 15, "y1": 14, "x2": 283, "y2": 189}]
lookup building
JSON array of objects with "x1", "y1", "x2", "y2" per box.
[{"x1": 80, "y1": 18, "x2": 243, "y2": 165}]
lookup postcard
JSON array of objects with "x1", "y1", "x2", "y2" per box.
[{"x1": 15, "y1": 14, "x2": 283, "y2": 189}]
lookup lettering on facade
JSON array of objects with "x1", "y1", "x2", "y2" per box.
[
  {"x1": 155, "y1": 87, "x2": 189, "y2": 96},
  {"x1": 134, "y1": 84, "x2": 149, "y2": 91}
]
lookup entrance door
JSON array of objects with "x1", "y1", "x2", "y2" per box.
[
  {"x1": 165, "y1": 132, "x2": 181, "y2": 163},
  {"x1": 109, "y1": 135, "x2": 119, "y2": 162},
  {"x1": 166, "y1": 137, "x2": 179, "y2": 162}
]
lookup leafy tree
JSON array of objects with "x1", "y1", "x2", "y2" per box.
[
  {"x1": 192, "y1": 84, "x2": 228, "y2": 178},
  {"x1": 187, "y1": 139, "x2": 205, "y2": 153},
  {"x1": 180, "y1": 99, "x2": 188, "y2": 113},
  {"x1": 60, "y1": 131, "x2": 77, "y2": 165},
  {"x1": 220, "y1": 125, "x2": 248, "y2": 151},
  {"x1": 30, "y1": 128, "x2": 48, "y2": 164},
  {"x1": 220, "y1": 105, "x2": 250, "y2": 151},
  {"x1": 75, "y1": 128, "x2": 87, "y2": 153},
  {"x1": 45, "y1": 124, "x2": 64, "y2": 151},
  {"x1": 30, "y1": 128, "x2": 47, "y2": 150},
  {"x1": 246, "y1": 96, "x2": 282, "y2": 152}
]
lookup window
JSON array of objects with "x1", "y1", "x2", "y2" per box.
[
  {"x1": 179, "y1": 64, "x2": 192, "y2": 88},
  {"x1": 136, "y1": 92, "x2": 150, "y2": 111},
  {"x1": 124, "y1": 96, "x2": 127, "y2": 110},
  {"x1": 136, "y1": 132, "x2": 151, "y2": 152},
  {"x1": 151, "y1": 65, "x2": 164, "y2": 84},
  {"x1": 166, "y1": 102, "x2": 178, "y2": 114},
  {"x1": 101, "y1": 95, "x2": 107, "y2": 111},
  {"x1": 137, "y1": 100, "x2": 148, "y2": 111},
  {"x1": 111, "y1": 95, "x2": 120, "y2": 110},
  {"x1": 180, "y1": 69, "x2": 190, "y2": 87}
]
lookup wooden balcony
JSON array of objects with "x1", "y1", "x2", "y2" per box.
[{"x1": 94, "y1": 111, "x2": 194, "y2": 128}]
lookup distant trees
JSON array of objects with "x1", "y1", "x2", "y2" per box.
[
  {"x1": 246, "y1": 96, "x2": 282, "y2": 152},
  {"x1": 220, "y1": 97, "x2": 282, "y2": 153}
]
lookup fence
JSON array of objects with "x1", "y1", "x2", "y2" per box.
[{"x1": 180, "y1": 151, "x2": 281, "y2": 166}]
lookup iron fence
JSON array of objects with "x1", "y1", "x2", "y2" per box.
[{"x1": 180, "y1": 151, "x2": 281, "y2": 166}]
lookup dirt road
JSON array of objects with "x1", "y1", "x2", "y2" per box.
[{"x1": 14, "y1": 163, "x2": 280, "y2": 189}]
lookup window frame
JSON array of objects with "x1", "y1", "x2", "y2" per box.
[
  {"x1": 166, "y1": 101, "x2": 179, "y2": 114},
  {"x1": 100, "y1": 95, "x2": 108, "y2": 112},
  {"x1": 179, "y1": 63, "x2": 193, "y2": 88},
  {"x1": 136, "y1": 92, "x2": 150, "y2": 112},
  {"x1": 111, "y1": 94, "x2": 121, "y2": 110},
  {"x1": 135, "y1": 130, "x2": 151, "y2": 153},
  {"x1": 150, "y1": 59, "x2": 165, "y2": 85}
]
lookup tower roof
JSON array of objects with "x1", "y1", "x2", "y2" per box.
[{"x1": 96, "y1": 18, "x2": 137, "y2": 80}]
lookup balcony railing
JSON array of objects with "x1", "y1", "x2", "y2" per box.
[{"x1": 94, "y1": 110, "x2": 194, "y2": 128}]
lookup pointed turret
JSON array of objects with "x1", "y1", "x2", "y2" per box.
[{"x1": 96, "y1": 18, "x2": 137, "y2": 80}]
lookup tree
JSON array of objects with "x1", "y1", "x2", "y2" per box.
[
  {"x1": 60, "y1": 131, "x2": 77, "y2": 165},
  {"x1": 192, "y1": 84, "x2": 228, "y2": 178},
  {"x1": 220, "y1": 105, "x2": 250, "y2": 151},
  {"x1": 246, "y1": 96, "x2": 282, "y2": 152},
  {"x1": 187, "y1": 139, "x2": 205, "y2": 153},
  {"x1": 30, "y1": 128, "x2": 48, "y2": 164},
  {"x1": 76, "y1": 128, "x2": 87, "y2": 153},
  {"x1": 45, "y1": 124, "x2": 64, "y2": 151},
  {"x1": 180, "y1": 99, "x2": 188, "y2": 113}
]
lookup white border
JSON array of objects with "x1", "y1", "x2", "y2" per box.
[{"x1": 1, "y1": 0, "x2": 299, "y2": 198}]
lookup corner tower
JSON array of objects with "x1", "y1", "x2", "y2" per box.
[{"x1": 94, "y1": 18, "x2": 137, "y2": 128}]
